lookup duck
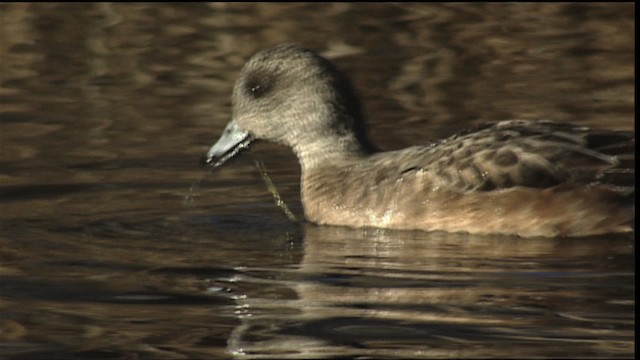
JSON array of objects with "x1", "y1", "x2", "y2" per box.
[{"x1": 202, "y1": 43, "x2": 634, "y2": 237}]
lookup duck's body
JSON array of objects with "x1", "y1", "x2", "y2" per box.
[
  {"x1": 301, "y1": 120, "x2": 634, "y2": 237},
  {"x1": 204, "y1": 44, "x2": 634, "y2": 237}
]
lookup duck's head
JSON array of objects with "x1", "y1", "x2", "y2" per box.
[{"x1": 203, "y1": 43, "x2": 374, "y2": 170}]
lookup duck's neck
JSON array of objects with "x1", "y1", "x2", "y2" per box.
[
  {"x1": 284, "y1": 100, "x2": 378, "y2": 172},
  {"x1": 291, "y1": 132, "x2": 372, "y2": 172}
]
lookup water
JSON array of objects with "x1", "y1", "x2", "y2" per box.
[{"x1": 0, "y1": 3, "x2": 634, "y2": 359}]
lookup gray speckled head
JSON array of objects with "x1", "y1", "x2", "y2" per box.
[{"x1": 204, "y1": 43, "x2": 375, "y2": 170}]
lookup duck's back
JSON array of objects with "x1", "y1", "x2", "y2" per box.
[{"x1": 301, "y1": 120, "x2": 634, "y2": 237}]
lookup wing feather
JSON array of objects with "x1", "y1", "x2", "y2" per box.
[{"x1": 418, "y1": 120, "x2": 634, "y2": 191}]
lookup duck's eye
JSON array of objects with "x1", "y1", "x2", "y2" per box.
[
  {"x1": 243, "y1": 71, "x2": 273, "y2": 99},
  {"x1": 251, "y1": 84, "x2": 261, "y2": 93}
]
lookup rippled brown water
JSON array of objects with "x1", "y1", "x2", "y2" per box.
[{"x1": 0, "y1": 3, "x2": 635, "y2": 359}]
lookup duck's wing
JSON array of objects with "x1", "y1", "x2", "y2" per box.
[{"x1": 415, "y1": 120, "x2": 634, "y2": 191}]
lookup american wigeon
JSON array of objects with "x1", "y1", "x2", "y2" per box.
[{"x1": 203, "y1": 43, "x2": 634, "y2": 237}]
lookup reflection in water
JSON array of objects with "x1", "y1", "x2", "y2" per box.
[
  {"x1": 226, "y1": 225, "x2": 634, "y2": 358},
  {"x1": 0, "y1": 2, "x2": 635, "y2": 359},
  {"x1": 4, "y1": 216, "x2": 630, "y2": 358}
]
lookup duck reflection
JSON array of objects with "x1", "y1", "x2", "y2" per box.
[{"x1": 226, "y1": 224, "x2": 633, "y2": 358}]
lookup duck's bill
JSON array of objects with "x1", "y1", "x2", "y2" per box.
[{"x1": 202, "y1": 120, "x2": 254, "y2": 169}]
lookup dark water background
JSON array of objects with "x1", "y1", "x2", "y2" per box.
[{"x1": 0, "y1": 3, "x2": 634, "y2": 359}]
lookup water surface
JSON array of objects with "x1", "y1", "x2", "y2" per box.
[{"x1": 0, "y1": 3, "x2": 634, "y2": 359}]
